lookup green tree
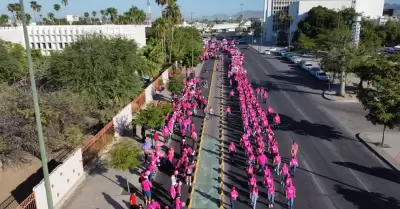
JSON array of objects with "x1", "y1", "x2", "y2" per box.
[
  {"x1": 106, "y1": 7, "x2": 118, "y2": 24},
  {"x1": 7, "y1": 3, "x2": 17, "y2": 24},
  {"x1": 48, "y1": 12, "x2": 55, "y2": 23},
  {"x1": 84, "y1": 12, "x2": 90, "y2": 23},
  {"x1": 107, "y1": 139, "x2": 143, "y2": 193},
  {"x1": 0, "y1": 14, "x2": 9, "y2": 25},
  {"x1": 295, "y1": 32, "x2": 316, "y2": 51},
  {"x1": 92, "y1": 11, "x2": 97, "y2": 24},
  {"x1": 54, "y1": 4, "x2": 60, "y2": 14},
  {"x1": 61, "y1": 0, "x2": 68, "y2": 6},
  {"x1": 123, "y1": 6, "x2": 146, "y2": 24},
  {"x1": 141, "y1": 38, "x2": 164, "y2": 76},
  {"x1": 30, "y1": 1, "x2": 38, "y2": 22},
  {"x1": 167, "y1": 74, "x2": 184, "y2": 94},
  {"x1": 44, "y1": 35, "x2": 144, "y2": 117},
  {"x1": 133, "y1": 102, "x2": 172, "y2": 131},
  {"x1": 0, "y1": 40, "x2": 27, "y2": 84},
  {"x1": 163, "y1": 1, "x2": 182, "y2": 63},
  {"x1": 356, "y1": 56, "x2": 400, "y2": 146},
  {"x1": 100, "y1": 10, "x2": 106, "y2": 24},
  {"x1": 153, "y1": 17, "x2": 168, "y2": 62}
]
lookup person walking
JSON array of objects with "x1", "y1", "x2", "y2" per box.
[
  {"x1": 285, "y1": 184, "x2": 296, "y2": 209},
  {"x1": 129, "y1": 192, "x2": 137, "y2": 209},
  {"x1": 230, "y1": 186, "x2": 238, "y2": 209},
  {"x1": 208, "y1": 108, "x2": 214, "y2": 120},
  {"x1": 141, "y1": 176, "x2": 152, "y2": 205},
  {"x1": 290, "y1": 156, "x2": 298, "y2": 177},
  {"x1": 267, "y1": 182, "x2": 275, "y2": 208},
  {"x1": 250, "y1": 185, "x2": 258, "y2": 209}
]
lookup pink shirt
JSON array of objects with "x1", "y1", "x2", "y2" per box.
[
  {"x1": 286, "y1": 186, "x2": 296, "y2": 198},
  {"x1": 274, "y1": 155, "x2": 281, "y2": 163},
  {"x1": 141, "y1": 180, "x2": 151, "y2": 191},
  {"x1": 258, "y1": 155, "x2": 267, "y2": 165},
  {"x1": 230, "y1": 190, "x2": 238, "y2": 200},
  {"x1": 290, "y1": 158, "x2": 298, "y2": 166}
]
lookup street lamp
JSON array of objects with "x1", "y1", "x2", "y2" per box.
[
  {"x1": 18, "y1": 0, "x2": 54, "y2": 209},
  {"x1": 191, "y1": 12, "x2": 194, "y2": 70}
]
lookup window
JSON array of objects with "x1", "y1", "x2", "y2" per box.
[
  {"x1": 59, "y1": 43, "x2": 63, "y2": 49},
  {"x1": 48, "y1": 43, "x2": 52, "y2": 49},
  {"x1": 31, "y1": 43, "x2": 35, "y2": 49},
  {"x1": 37, "y1": 43, "x2": 41, "y2": 49},
  {"x1": 42, "y1": 43, "x2": 46, "y2": 49}
]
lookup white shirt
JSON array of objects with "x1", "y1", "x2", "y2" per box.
[{"x1": 171, "y1": 175, "x2": 177, "y2": 186}]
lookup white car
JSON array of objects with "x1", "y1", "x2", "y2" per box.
[
  {"x1": 301, "y1": 63, "x2": 313, "y2": 71},
  {"x1": 290, "y1": 56, "x2": 302, "y2": 64},
  {"x1": 316, "y1": 72, "x2": 329, "y2": 81},
  {"x1": 309, "y1": 67, "x2": 323, "y2": 75},
  {"x1": 269, "y1": 47, "x2": 277, "y2": 52}
]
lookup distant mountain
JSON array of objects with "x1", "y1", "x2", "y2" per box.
[
  {"x1": 384, "y1": 3, "x2": 400, "y2": 15},
  {"x1": 201, "y1": 10, "x2": 263, "y2": 20}
]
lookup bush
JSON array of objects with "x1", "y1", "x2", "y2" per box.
[{"x1": 167, "y1": 75, "x2": 184, "y2": 94}]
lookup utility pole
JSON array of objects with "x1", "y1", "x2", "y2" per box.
[
  {"x1": 191, "y1": 12, "x2": 194, "y2": 70},
  {"x1": 146, "y1": 0, "x2": 151, "y2": 25},
  {"x1": 259, "y1": 19, "x2": 263, "y2": 53},
  {"x1": 19, "y1": 0, "x2": 54, "y2": 209}
]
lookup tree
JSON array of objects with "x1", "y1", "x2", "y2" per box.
[
  {"x1": 167, "y1": 74, "x2": 184, "y2": 94},
  {"x1": 162, "y1": 1, "x2": 182, "y2": 63},
  {"x1": 84, "y1": 12, "x2": 90, "y2": 23},
  {"x1": 0, "y1": 14, "x2": 9, "y2": 25},
  {"x1": 276, "y1": 11, "x2": 294, "y2": 46},
  {"x1": 153, "y1": 17, "x2": 168, "y2": 62},
  {"x1": 48, "y1": 12, "x2": 55, "y2": 23},
  {"x1": 106, "y1": 7, "x2": 118, "y2": 24},
  {"x1": 107, "y1": 139, "x2": 143, "y2": 193},
  {"x1": 0, "y1": 40, "x2": 27, "y2": 84},
  {"x1": 141, "y1": 38, "x2": 164, "y2": 76},
  {"x1": 30, "y1": 1, "x2": 38, "y2": 22},
  {"x1": 100, "y1": 10, "x2": 106, "y2": 24},
  {"x1": 7, "y1": 3, "x2": 17, "y2": 24},
  {"x1": 133, "y1": 103, "x2": 172, "y2": 130},
  {"x1": 44, "y1": 35, "x2": 144, "y2": 116},
  {"x1": 356, "y1": 56, "x2": 400, "y2": 146},
  {"x1": 92, "y1": 11, "x2": 97, "y2": 24},
  {"x1": 295, "y1": 32, "x2": 316, "y2": 51},
  {"x1": 61, "y1": 0, "x2": 68, "y2": 6},
  {"x1": 123, "y1": 6, "x2": 146, "y2": 24},
  {"x1": 54, "y1": 4, "x2": 60, "y2": 14}
]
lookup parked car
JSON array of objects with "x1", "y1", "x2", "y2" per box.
[
  {"x1": 309, "y1": 67, "x2": 323, "y2": 75},
  {"x1": 290, "y1": 56, "x2": 302, "y2": 64},
  {"x1": 301, "y1": 63, "x2": 313, "y2": 71},
  {"x1": 285, "y1": 53, "x2": 297, "y2": 60},
  {"x1": 299, "y1": 60, "x2": 310, "y2": 66},
  {"x1": 316, "y1": 72, "x2": 329, "y2": 81},
  {"x1": 280, "y1": 50, "x2": 287, "y2": 56},
  {"x1": 269, "y1": 47, "x2": 277, "y2": 52}
]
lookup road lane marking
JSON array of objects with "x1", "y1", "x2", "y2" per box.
[{"x1": 247, "y1": 51, "x2": 371, "y2": 193}]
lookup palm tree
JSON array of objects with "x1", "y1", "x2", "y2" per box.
[
  {"x1": 276, "y1": 11, "x2": 293, "y2": 46},
  {"x1": 125, "y1": 6, "x2": 146, "y2": 24},
  {"x1": 26, "y1": 13, "x2": 32, "y2": 25},
  {"x1": 54, "y1": 4, "x2": 60, "y2": 24},
  {"x1": 14, "y1": 3, "x2": 22, "y2": 24},
  {"x1": 155, "y1": 0, "x2": 175, "y2": 6},
  {"x1": 162, "y1": 1, "x2": 182, "y2": 63},
  {"x1": 153, "y1": 17, "x2": 167, "y2": 62},
  {"x1": 30, "y1": 1, "x2": 38, "y2": 22},
  {"x1": 100, "y1": 10, "x2": 106, "y2": 24},
  {"x1": 0, "y1": 14, "x2": 9, "y2": 25},
  {"x1": 36, "y1": 4, "x2": 42, "y2": 22},
  {"x1": 92, "y1": 11, "x2": 97, "y2": 24},
  {"x1": 48, "y1": 12, "x2": 55, "y2": 24},
  {"x1": 7, "y1": 3, "x2": 17, "y2": 24},
  {"x1": 105, "y1": 7, "x2": 118, "y2": 24},
  {"x1": 61, "y1": 0, "x2": 68, "y2": 6},
  {"x1": 39, "y1": 14, "x2": 43, "y2": 24}
]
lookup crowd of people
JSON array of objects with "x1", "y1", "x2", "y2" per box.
[
  {"x1": 225, "y1": 46, "x2": 299, "y2": 209},
  {"x1": 132, "y1": 38, "x2": 300, "y2": 209}
]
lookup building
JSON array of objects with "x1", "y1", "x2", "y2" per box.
[
  {"x1": 262, "y1": 0, "x2": 385, "y2": 43},
  {"x1": 378, "y1": 15, "x2": 399, "y2": 25},
  {"x1": 0, "y1": 25, "x2": 147, "y2": 55}
]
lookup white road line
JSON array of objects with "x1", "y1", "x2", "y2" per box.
[{"x1": 248, "y1": 52, "x2": 371, "y2": 193}]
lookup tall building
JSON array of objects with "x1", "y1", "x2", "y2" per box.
[
  {"x1": 262, "y1": 0, "x2": 385, "y2": 43},
  {"x1": 0, "y1": 25, "x2": 147, "y2": 55}
]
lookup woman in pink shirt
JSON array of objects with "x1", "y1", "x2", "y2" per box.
[
  {"x1": 170, "y1": 185, "x2": 176, "y2": 201},
  {"x1": 281, "y1": 163, "x2": 289, "y2": 186},
  {"x1": 290, "y1": 156, "x2": 298, "y2": 177},
  {"x1": 273, "y1": 153, "x2": 281, "y2": 175},
  {"x1": 230, "y1": 186, "x2": 238, "y2": 209},
  {"x1": 267, "y1": 182, "x2": 275, "y2": 208},
  {"x1": 286, "y1": 184, "x2": 296, "y2": 209},
  {"x1": 250, "y1": 185, "x2": 258, "y2": 209},
  {"x1": 141, "y1": 176, "x2": 152, "y2": 205}
]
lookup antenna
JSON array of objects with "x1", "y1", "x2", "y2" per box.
[{"x1": 146, "y1": 0, "x2": 151, "y2": 25}]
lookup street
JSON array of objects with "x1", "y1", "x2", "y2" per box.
[{"x1": 221, "y1": 46, "x2": 400, "y2": 209}]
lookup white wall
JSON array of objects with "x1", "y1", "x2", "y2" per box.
[
  {"x1": 355, "y1": 0, "x2": 384, "y2": 19},
  {"x1": 0, "y1": 25, "x2": 147, "y2": 55},
  {"x1": 290, "y1": 0, "x2": 353, "y2": 33},
  {"x1": 113, "y1": 103, "x2": 133, "y2": 138},
  {"x1": 145, "y1": 83, "x2": 155, "y2": 104},
  {"x1": 161, "y1": 70, "x2": 170, "y2": 85},
  {"x1": 33, "y1": 149, "x2": 84, "y2": 209}
]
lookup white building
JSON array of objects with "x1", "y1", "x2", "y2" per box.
[
  {"x1": 262, "y1": 0, "x2": 385, "y2": 42},
  {"x1": 378, "y1": 16, "x2": 399, "y2": 25},
  {"x1": 0, "y1": 25, "x2": 147, "y2": 55}
]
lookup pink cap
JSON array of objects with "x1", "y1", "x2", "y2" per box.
[
  {"x1": 174, "y1": 170, "x2": 178, "y2": 175},
  {"x1": 145, "y1": 171, "x2": 150, "y2": 176}
]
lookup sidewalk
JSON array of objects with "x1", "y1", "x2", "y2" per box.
[
  {"x1": 357, "y1": 132, "x2": 400, "y2": 172},
  {"x1": 62, "y1": 63, "x2": 206, "y2": 209},
  {"x1": 190, "y1": 60, "x2": 221, "y2": 209},
  {"x1": 322, "y1": 73, "x2": 361, "y2": 103}
]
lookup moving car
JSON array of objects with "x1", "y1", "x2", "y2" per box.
[
  {"x1": 309, "y1": 67, "x2": 323, "y2": 75},
  {"x1": 316, "y1": 72, "x2": 329, "y2": 81},
  {"x1": 234, "y1": 39, "x2": 245, "y2": 44}
]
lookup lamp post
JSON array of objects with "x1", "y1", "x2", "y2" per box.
[
  {"x1": 18, "y1": 0, "x2": 54, "y2": 209},
  {"x1": 191, "y1": 12, "x2": 194, "y2": 70},
  {"x1": 259, "y1": 18, "x2": 264, "y2": 53}
]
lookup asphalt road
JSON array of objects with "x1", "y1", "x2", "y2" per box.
[
  {"x1": 152, "y1": 59, "x2": 215, "y2": 208},
  {"x1": 222, "y1": 46, "x2": 400, "y2": 209}
]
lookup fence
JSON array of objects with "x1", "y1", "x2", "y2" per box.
[
  {"x1": 15, "y1": 193, "x2": 35, "y2": 209},
  {"x1": 14, "y1": 67, "x2": 171, "y2": 209},
  {"x1": 81, "y1": 121, "x2": 114, "y2": 167}
]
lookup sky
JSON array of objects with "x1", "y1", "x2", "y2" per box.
[{"x1": 0, "y1": 0, "x2": 398, "y2": 20}]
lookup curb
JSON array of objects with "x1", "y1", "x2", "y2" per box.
[
  {"x1": 322, "y1": 90, "x2": 359, "y2": 103},
  {"x1": 356, "y1": 132, "x2": 400, "y2": 173},
  {"x1": 188, "y1": 59, "x2": 217, "y2": 208},
  {"x1": 218, "y1": 62, "x2": 225, "y2": 209}
]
